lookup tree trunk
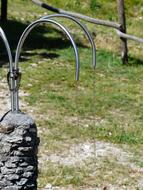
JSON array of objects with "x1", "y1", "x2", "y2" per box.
[{"x1": 1, "y1": 0, "x2": 8, "y2": 21}]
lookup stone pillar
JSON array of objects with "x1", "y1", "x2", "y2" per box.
[{"x1": 0, "y1": 112, "x2": 39, "y2": 190}]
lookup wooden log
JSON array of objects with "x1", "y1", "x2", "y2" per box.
[
  {"x1": 116, "y1": 30, "x2": 143, "y2": 43},
  {"x1": 32, "y1": 0, "x2": 121, "y2": 29},
  {"x1": 32, "y1": 0, "x2": 143, "y2": 55},
  {"x1": 117, "y1": 0, "x2": 128, "y2": 64}
]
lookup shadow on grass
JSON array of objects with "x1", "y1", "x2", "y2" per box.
[
  {"x1": 0, "y1": 19, "x2": 86, "y2": 67},
  {"x1": 127, "y1": 56, "x2": 143, "y2": 66}
]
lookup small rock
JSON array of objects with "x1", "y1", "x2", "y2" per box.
[
  {"x1": 25, "y1": 136, "x2": 32, "y2": 142},
  {"x1": 16, "y1": 178, "x2": 28, "y2": 186},
  {"x1": 4, "y1": 186, "x2": 19, "y2": 190},
  {"x1": 6, "y1": 174, "x2": 20, "y2": 180},
  {"x1": 1, "y1": 166, "x2": 15, "y2": 175},
  {"x1": 5, "y1": 162, "x2": 17, "y2": 168},
  {"x1": 23, "y1": 171, "x2": 33, "y2": 178},
  {"x1": 0, "y1": 125, "x2": 14, "y2": 134},
  {"x1": 20, "y1": 162, "x2": 28, "y2": 167}
]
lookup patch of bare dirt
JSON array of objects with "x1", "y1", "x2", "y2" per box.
[
  {"x1": 0, "y1": 78, "x2": 10, "y2": 117},
  {"x1": 0, "y1": 78, "x2": 30, "y2": 119},
  {"x1": 64, "y1": 115, "x2": 106, "y2": 128},
  {"x1": 40, "y1": 141, "x2": 142, "y2": 170},
  {"x1": 41, "y1": 141, "x2": 143, "y2": 190}
]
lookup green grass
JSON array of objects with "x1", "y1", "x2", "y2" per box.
[
  {"x1": 19, "y1": 47, "x2": 143, "y2": 188},
  {"x1": 0, "y1": 0, "x2": 143, "y2": 189},
  {"x1": 20, "y1": 48, "x2": 143, "y2": 145},
  {"x1": 38, "y1": 158, "x2": 141, "y2": 189}
]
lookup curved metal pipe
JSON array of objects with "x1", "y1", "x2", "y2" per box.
[
  {"x1": 14, "y1": 18, "x2": 80, "y2": 112},
  {"x1": 0, "y1": 27, "x2": 15, "y2": 112},
  {"x1": 41, "y1": 14, "x2": 96, "y2": 69},
  {"x1": 0, "y1": 27, "x2": 13, "y2": 73}
]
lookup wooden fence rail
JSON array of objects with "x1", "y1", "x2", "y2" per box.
[
  {"x1": 1, "y1": 0, "x2": 143, "y2": 64},
  {"x1": 32, "y1": 0, "x2": 143, "y2": 64}
]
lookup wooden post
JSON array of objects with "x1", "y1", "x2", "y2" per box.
[
  {"x1": 1, "y1": 0, "x2": 8, "y2": 21},
  {"x1": 117, "y1": 0, "x2": 128, "y2": 64}
]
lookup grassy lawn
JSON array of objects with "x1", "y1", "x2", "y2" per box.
[{"x1": 0, "y1": 0, "x2": 143, "y2": 189}]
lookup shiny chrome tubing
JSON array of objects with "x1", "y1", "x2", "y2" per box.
[
  {"x1": 14, "y1": 18, "x2": 80, "y2": 112},
  {"x1": 41, "y1": 14, "x2": 96, "y2": 69},
  {"x1": 0, "y1": 27, "x2": 15, "y2": 112}
]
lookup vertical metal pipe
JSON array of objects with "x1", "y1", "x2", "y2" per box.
[{"x1": 0, "y1": 27, "x2": 14, "y2": 112}]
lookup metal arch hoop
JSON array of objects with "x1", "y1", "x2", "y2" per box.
[
  {"x1": 0, "y1": 27, "x2": 13, "y2": 71},
  {"x1": 41, "y1": 14, "x2": 96, "y2": 69},
  {"x1": 14, "y1": 18, "x2": 80, "y2": 112},
  {"x1": 0, "y1": 27, "x2": 15, "y2": 112}
]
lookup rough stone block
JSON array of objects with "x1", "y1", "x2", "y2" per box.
[{"x1": 0, "y1": 112, "x2": 39, "y2": 190}]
